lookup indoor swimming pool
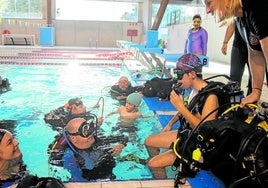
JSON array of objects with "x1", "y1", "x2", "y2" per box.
[
  {"x1": 0, "y1": 47, "x2": 235, "y2": 188},
  {"x1": 0, "y1": 62, "x2": 161, "y2": 182}
]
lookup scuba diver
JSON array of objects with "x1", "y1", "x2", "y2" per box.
[
  {"x1": 110, "y1": 76, "x2": 143, "y2": 104},
  {"x1": 48, "y1": 115, "x2": 128, "y2": 181},
  {"x1": 0, "y1": 76, "x2": 11, "y2": 94},
  {"x1": 44, "y1": 97, "x2": 104, "y2": 131}
]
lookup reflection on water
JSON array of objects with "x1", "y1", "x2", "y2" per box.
[{"x1": 0, "y1": 64, "x2": 161, "y2": 182}]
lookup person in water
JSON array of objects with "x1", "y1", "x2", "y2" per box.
[
  {"x1": 107, "y1": 92, "x2": 142, "y2": 122},
  {"x1": 106, "y1": 92, "x2": 143, "y2": 130},
  {"x1": 0, "y1": 129, "x2": 26, "y2": 187},
  {"x1": 44, "y1": 97, "x2": 103, "y2": 131},
  {"x1": 0, "y1": 76, "x2": 11, "y2": 94},
  {"x1": 110, "y1": 76, "x2": 143, "y2": 104},
  {"x1": 48, "y1": 115, "x2": 128, "y2": 181},
  {"x1": 105, "y1": 92, "x2": 150, "y2": 141}
]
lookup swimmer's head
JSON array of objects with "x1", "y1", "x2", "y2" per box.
[
  {"x1": 64, "y1": 97, "x2": 86, "y2": 114},
  {"x1": 118, "y1": 76, "x2": 130, "y2": 90},
  {"x1": 176, "y1": 53, "x2": 203, "y2": 73},
  {"x1": 126, "y1": 93, "x2": 142, "y2": 107},
  {"x1": 174, "y1": 53, "x2": 203, "y2": 80}
]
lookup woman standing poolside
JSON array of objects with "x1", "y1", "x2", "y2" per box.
[{"x1": 184, "y1": 14, "x2": 208, "y2": 56}]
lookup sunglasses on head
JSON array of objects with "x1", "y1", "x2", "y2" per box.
[
  {"x1": 67, "y1": 119, "x2": 95, "y2": 138},
  {"x1": 173, "y1": 69, "x2": 190, "y2": 80}
]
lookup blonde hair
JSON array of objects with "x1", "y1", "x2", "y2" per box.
[
  {"x1": 216, "y1": 0, "x2": 243, "y2": 26},
  {"x1": 228, "y1": 0, "x2": 243, "y2": 18}
]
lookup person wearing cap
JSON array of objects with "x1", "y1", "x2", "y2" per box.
[
  {"x1": 119, "y1": 92, "x2": 142, "y2": 119},
  {"x1": 106, "y1": 92, "x2": 142, "y2": 123},
  {"x1": 44, "y1": 97, "x2": 103, "y2": 131},
  {"x1": 106, "y1": 92, "x2": 143, "y2": 141},
  {"x1": 145, "y1": 53, "x2": 220, "y2": 179},
  {"x1": 110, "y1": 76, "x2": 143, "y2": 104},
  {"x1": 184, "y1": 14, "x2": 208, "y2": 56},
  {"x1": 48, "y1": 116, "x2": 128, "y2": 181},
  {"x1": 0, "y1": 129, "x2": 26, "y2": 186}
]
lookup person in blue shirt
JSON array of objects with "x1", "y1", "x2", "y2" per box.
[{"x1": 48, "y1": 115, "x2": 128, "y2": 181}]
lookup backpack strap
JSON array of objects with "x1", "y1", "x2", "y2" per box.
[
  {"x1": 179, "y1": 82, "x2": 221, "y2": 131},
  {"x1": 187, "y1": 82, "x2": 222, "y2": 113}
]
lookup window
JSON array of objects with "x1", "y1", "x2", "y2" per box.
[
  {"x1": 0, "y1": 0, "x2": 42, "y2": 18},
  {"x1": 56, "y1": 0, "x2": 138, "y2": 22},
  {"x1": 152, "y1": 3, "x2": 206, "y2": 27}
]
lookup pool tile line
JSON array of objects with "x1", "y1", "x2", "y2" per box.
[
  {"x1": 62, "y1": 179, "x2": 175, "y2": 188},
  {"x1": 0, "y1": 60, "x2": 123, "y2": 67},
  {"x1": 8, "y1": 179, "x2": 175, "y2": 188}
]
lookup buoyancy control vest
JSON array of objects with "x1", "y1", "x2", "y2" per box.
[
  {"x1": 173, "y1": 102, "x2": 268, "y2": 188},
  {"x1": 179, "y1": 75, "x2": 244, "y2": 131}
]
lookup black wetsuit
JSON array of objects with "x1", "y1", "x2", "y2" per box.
[
  {"x1": 48, "y1": 134, "x2": 128, "y2": 181},
  {"x1": 0, "y1": 78, "x2": 11, "y2": 93},
  {"x1": 44, "y1": 107, "x2": 94, "y2": 130},
  {"x1": 110, "y1": 84, "x2": 143, "y2": 104},
  {"x1": 178, "y1": 81, "x2": 231, "y2": 131},
  {"x1": 236, "y1": 0, "x2": 268, "y2": 91},
  {"x1": 0, "y1": 161, "x2": 27, "y2": 188},
  {"x1": 231, "y1": 20, "x2": 252, "y2": 95},
  {"x1": 238, "y1": 0, "x2": 268, "y2": 51}
]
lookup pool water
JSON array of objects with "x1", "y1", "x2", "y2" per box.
[{"x1": 0, "y1": 64, "x2": 161, "y2": 182}]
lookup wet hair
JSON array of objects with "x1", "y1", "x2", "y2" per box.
[
  {"x1": 68, "y1": 97, "x2": 83, "y2": 106},
  {"x1": 0, "y1": 129, "x2": 7, "y2": 143},
  {"x1": 192, "y1": 14, "x2": 201, "y2": 20},
  {"x1": 0, "y1": 120, "x2": 16, "y2": 133}
]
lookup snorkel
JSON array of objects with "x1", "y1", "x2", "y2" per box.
[{"x1": 63, "y1": 127, "x2": 79, "y2": 154}]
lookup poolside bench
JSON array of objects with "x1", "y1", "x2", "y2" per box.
[{"x1": 2, "y1": 34, "x2": 35, "y2": 46}]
